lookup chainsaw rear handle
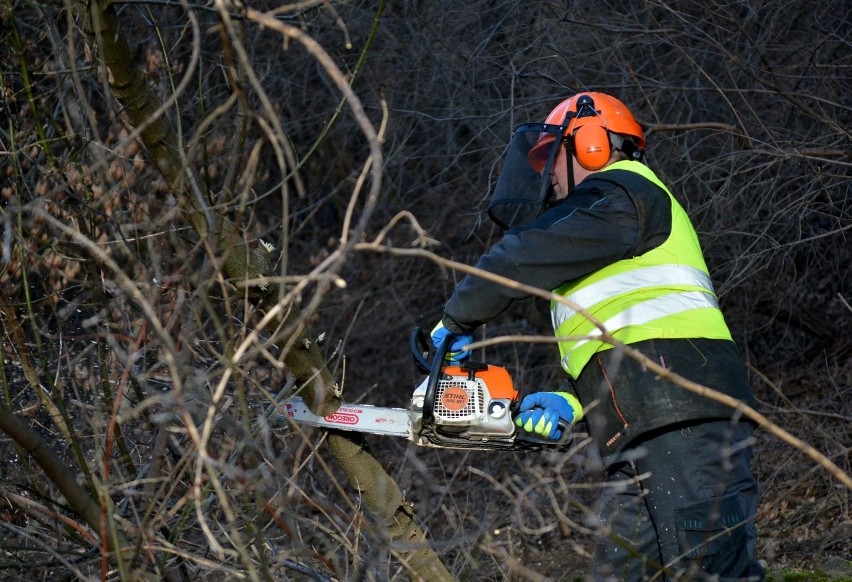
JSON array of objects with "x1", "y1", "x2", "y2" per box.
[{"x1": 514, "y1": 418, "x2": 573, "y2": 446}]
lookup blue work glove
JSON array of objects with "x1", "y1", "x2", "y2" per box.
[
  {"x1": 514, "y1": 391, "x2": 584, "y2": 440},
  {"x1": 431, "y1": 321, "x2": 473, "y2": 363}
]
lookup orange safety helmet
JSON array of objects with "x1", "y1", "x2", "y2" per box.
[{"x1": 528, "y1": 92, "x2": 644, "y2": 172}]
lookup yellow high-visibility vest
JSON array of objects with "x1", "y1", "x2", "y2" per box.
[{"x1": 551, "y1": 161, "x2": 733, "y2": 379}]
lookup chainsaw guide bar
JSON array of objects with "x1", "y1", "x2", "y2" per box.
[
  {"x1": 282, "y1": 398, "x2": 410, "y2": 438},
  {"x1": 279, "y1": 328, "x2": 574, "y2": 452}
]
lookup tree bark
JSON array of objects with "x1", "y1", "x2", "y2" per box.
[{"x1": 70, "y1": 0, "x2": 453, "y2": 578}]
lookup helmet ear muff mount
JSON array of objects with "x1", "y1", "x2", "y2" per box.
[
  {"x1": 572, "y1": 124, "x2": 611, "y2": 171},
  {"x1": 561, "y1": 93, "x2": 646, "y2": 171}
]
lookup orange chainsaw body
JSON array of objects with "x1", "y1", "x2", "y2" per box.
[{"x1": 442, "y1": 363, "x2": 518, "y2": 402}]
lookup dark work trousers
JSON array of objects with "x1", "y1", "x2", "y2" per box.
[{"x1": 591, "y1": 420, "x2": 764, "y2": 581}]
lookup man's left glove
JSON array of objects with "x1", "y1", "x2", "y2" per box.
[
  {"x1": 514, "y1": 391, "x2": 584, "y2": 440},
  {"x1": 431, "y1": 321, "x2": 473, "y2": 363}
]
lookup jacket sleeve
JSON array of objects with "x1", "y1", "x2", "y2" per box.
[{"x1": 442, "y1": 181, "x2": 646, "y2": 334}]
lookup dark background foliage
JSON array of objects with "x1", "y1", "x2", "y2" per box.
[{"x1": 1, "y1": 0, "x2": 849, "y2": 579}]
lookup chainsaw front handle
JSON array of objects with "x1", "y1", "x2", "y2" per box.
[{"x1": 409, "y1": 326, "x2": 433, "y2": 373}]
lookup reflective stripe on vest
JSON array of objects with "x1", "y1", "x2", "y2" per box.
[
  {"x1": 551, "y1": 161, "x2": 733, "y2": 378},
  {"x1": 565, "y1": 291, "x2": 720, "y2": 351},
  {"x1": 551, "y1": 264, "x2": 716, "y2": 329}
]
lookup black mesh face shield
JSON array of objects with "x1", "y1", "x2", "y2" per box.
[{"x1": 488, "y1": 122, "x2": 567, "y2": 230}]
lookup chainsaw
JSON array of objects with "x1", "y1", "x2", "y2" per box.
[{"x1": 280, "y1": 328, "x2": 571, "y2": 451}]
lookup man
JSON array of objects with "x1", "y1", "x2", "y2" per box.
[{"x1": 431, "y1": 93, "x2": 764, "y2": 580}]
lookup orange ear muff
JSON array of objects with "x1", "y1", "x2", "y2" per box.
[{"x1": 573, "y1": 124, "x2": 610, "y2": 170}]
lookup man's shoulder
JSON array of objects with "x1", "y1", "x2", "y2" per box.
[
  {"x1": 586, "y1": 167, "x2": 671, "y2": 216},
  {"x1": 586, "y1": 167, "x2": 667, "y2": 199},
  {"x1": 581, "y1": 166, "x2": 674, "y2": 251},
  {"x1": 567, "y1": 174, "x2": 634, "y2": 209}
]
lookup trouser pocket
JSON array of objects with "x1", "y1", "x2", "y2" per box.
[{"x1": 674, "y1": 494, "x2": 751, "y2": 577}]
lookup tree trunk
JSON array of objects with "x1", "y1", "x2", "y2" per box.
[{"x1": 69, "y1": 0, "x2": 453, "y2": 578}]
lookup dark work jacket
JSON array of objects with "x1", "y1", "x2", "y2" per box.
[
  {"x1": 442, "y1": 167, "x2": 756, "y2": 457},
  {"x1": 573, "y1": 337, "x2": 755, "y2": 460}
]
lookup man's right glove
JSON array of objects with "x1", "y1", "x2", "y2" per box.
[
  {"x1": 431, "y1": 321, "x2": 473, "y2": 363},
  {"x1": 514, "y1": 391, "x2": 584, "y2": 440}
]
